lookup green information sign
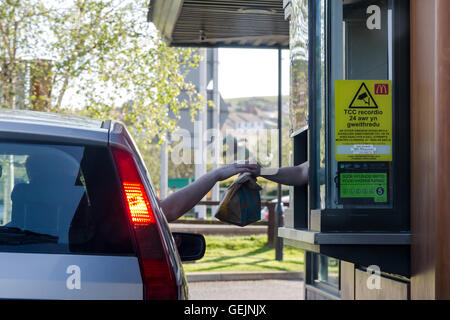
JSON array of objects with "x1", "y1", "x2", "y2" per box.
[
  {"x1": 340, "y1": 173, "x2": 388, "y2": 203},
  {"x1": 168, "y1": 178, "x2": 194, "y2": 189}
]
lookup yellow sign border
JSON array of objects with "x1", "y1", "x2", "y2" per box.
[{"x1": 335, "y1": 80, "x2": 392, "y2": 162}]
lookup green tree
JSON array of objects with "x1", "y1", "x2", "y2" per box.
[
  {"x1": 48, "y1": 1, "x2": 203, "y2": 131},
  {"x1": 0, "y1": 0, "x2": 48, "y2": 109},
  {"x1": 0, "y1": 0, "x2": 204, "y2": 177}
]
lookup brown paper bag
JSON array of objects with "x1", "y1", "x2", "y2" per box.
[{"x1": 214, "y1": 173, "x2": 262, "y2": 227}]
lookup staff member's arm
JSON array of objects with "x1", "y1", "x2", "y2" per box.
[
  {"x1": 257, "y1": 162, "x2": 309, "y2": 187},
  {"x1": 160, "y1": 163, "x2": 259, "y2": 222}
]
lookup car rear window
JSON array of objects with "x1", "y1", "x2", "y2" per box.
[{"x1": 0, "y1": 141, "x2": 134, "y2": 255}]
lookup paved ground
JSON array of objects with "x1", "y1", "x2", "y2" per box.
[{"x1": 188, "y1": 279, "x2": 305, "y2": 300}]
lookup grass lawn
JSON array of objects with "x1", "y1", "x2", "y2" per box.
[{"x1": 182, "y1": 235, "x2": 304, "y2": 273}]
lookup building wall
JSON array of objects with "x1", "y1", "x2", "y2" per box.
[{"x1": 410, "y1": 0, "x2": 450, "y2": 300}]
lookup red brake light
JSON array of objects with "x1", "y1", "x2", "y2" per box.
[
  {"x1": 123, "y1": 182, "x2": 155, "y2": 225},
  {"x1": 112, "y1": 148, "x2": 155, "y2": 226},
  {"x1": 112, "y1": 147, "x2": 177, "y2": 300}
]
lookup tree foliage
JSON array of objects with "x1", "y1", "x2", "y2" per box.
[
  {"x1": 0, "y1": 0, "x2": 204, "y2": 148},
  {"x1": 0, "y1": 0, "x2": 48, "y2": 109},
  {"x1": 0, "y1": 0, "x2": 205, "y2": 183}
]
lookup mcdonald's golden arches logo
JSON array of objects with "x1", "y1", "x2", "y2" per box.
[{"x1": 375, "y1": 83, "x2": 389, "y2": 95}]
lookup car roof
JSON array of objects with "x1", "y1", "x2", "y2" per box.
[
  {"x1": 0, "y1": 108, "x2": 110, "y2": 146},
  {"x1": 0, "y1": 108, "x2": 104, "y2": 129}
]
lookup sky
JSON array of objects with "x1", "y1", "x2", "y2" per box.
[{"x1": 218, "y1": 48, "x2": 290, "y2": 100}]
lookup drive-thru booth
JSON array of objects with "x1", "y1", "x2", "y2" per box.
[
  {"x1": 281, "y1": 0, "x2": 412, "y2": 299},
  {"x1": 150, "y1": 0, "x2": 450, "y2": 300}
]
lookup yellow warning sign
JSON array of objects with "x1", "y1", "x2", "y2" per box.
[{"x1": 335, "y1": 80, "x2": 392, "y2": 162}]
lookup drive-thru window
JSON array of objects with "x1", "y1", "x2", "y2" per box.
[{"x1": 150, "y1": 0, "x2": 450, "y2": 300}]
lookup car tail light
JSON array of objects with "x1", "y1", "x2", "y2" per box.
[
  {"x1": 112, "y1": 147, "x2": 178, "y2": 300},
  {"x1": 123, "y1": 182, "x2": 155, "y2": 226}
]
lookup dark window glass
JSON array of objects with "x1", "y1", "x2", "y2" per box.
[
  {"x1": 328, "y1": 0, "x2": 393, "y2": 209},
  {"x1": 0, "y1": 141, "x2": 134, "y2": 255},
  {"x1": 313, "y1": 254, "x2": 340, "y2": 291}
]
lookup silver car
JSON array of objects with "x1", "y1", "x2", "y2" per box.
[{"x1": 0, "y1": 109, "x2": 205, "y2": 300}]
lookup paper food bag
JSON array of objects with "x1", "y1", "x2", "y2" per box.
[{"x1": 214, "y1": 173, "x2": 262, "y2": 227}]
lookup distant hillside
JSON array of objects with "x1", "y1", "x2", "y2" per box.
[{"x1": 225, "y1": 96, "x2": 289, "y2": 112}]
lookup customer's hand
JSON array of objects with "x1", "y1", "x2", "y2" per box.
[{"x1": 214, "y1": 162, "x2": 261, "y2": 181}]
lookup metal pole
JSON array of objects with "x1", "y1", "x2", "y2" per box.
[
  {"x1": 159, "y1": 136, "x2": 168, "y2": 200},
  {"x1": 211, "y1": 48, "x2": 221, "y2": 215},
  {"x1": 195, "y1": 48, "x2": 208, "y2": 220},
  {"x1": 275, "y1": 47, "x2": 284, "y2": 261}
]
